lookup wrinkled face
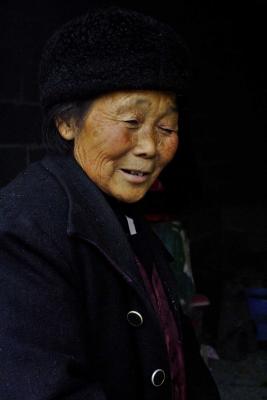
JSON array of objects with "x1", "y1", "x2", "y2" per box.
[{"x1": 60, "y1": 90, "x2": 179, "y2": 203}]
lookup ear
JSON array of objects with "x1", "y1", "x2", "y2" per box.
[{"x1": 55, "y1": 117, "x2": 77, "y2": 141}]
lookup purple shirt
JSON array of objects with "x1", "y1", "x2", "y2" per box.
[{"x1": 136, "y1": 256, "x2": 187, "y2": 400}]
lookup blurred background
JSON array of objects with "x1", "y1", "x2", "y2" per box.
[{"x1": 1, "y1": 0, "x2": 267, "y2": 376}]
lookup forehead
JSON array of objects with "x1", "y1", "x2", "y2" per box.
[{"x1": 95, "y1": 90, "x2": 178, "y2": 113}]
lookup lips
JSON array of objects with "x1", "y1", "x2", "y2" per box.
[{"x1": 121, "y1": 168, "x2": 150, "y2": 177}]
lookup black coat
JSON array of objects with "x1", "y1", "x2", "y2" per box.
[{"x1": 0, "y1": 153, "x2": 220, "y2": 400}]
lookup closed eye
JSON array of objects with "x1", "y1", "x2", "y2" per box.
[
  {"x1": 124, "y1": 119, "x2": 140, "y2": 127},
  {"x1": 126, "y1": 119, "x2": 138, "y2": 124},
  {"x1": 159, "y1": 126, "x2": 177, "y2": 134}
]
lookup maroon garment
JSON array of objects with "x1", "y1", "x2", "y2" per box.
[{"x1": 136, "y1": 257, "x2": 187, "y2": 400}]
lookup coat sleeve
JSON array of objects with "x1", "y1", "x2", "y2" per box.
[{"x1": 0, "y1": 220, "x2": 106, "y2": 400}]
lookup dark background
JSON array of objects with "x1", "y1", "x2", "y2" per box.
[{"x1": 1, "y1": 0, "x2": 266, "y2": 342}]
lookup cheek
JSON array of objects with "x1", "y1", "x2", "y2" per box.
[
  {"x1": 88, "y1": 124, "x2": 132, "y2": 162},
  {"x1": 105, "y1": 129, "x2": 131, "y2": 157},
  {"x1": 77, "y1": 127, "x2": 131, "y2": 164},
  {"x1": 159, "y1": 135, "x2": 179, "y2": 166}
]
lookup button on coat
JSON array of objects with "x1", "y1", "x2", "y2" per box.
[
  {"x1": 127, "y1": 310, "x2": 144, "y2": 327},
  {"x1": 151, "y1": 369, "x2": 166, "y2": 387}
]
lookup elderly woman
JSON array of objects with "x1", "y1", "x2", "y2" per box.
[{"x1": 0, "y1": 7, "x2": 220, "y2": 400}]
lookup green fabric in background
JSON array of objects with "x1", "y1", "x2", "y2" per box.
[{"x1": 151, "y1": 220, "x2": 195, "y2": 308}]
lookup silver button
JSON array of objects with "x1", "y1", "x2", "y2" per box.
[
  {"x1": 151, "y1": 369, "x2": 166, "y2": 387},
  {"x1": 127, "y1": 310, "x2": 143, "y2": 327}
]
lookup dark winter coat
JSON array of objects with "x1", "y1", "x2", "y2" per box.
[{"x1": 0, "y1": 153, "x2": 220, "y2": 400}]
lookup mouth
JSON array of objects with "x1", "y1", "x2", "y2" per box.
[
  {"x1": 120, "y1": 168, "x2": 150, "y2": 177},
  {"x1": 119, "y1": 168, "x2": 152, "y2": 184}
]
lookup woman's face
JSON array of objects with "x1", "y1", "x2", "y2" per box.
[{"x1": 60, "y1": 90, "x2": 179, "y2": 203}]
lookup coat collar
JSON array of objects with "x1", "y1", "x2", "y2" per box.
[
  {"x1": 41, "y1": 153, "x2": 150, "y2": 294},
  {"x1": 41, "y1": 153, "x2": 178, "y2": 312}
]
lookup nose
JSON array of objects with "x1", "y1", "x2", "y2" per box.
[{"x1": 132, "y1": 130, "x2": 157, "y2": 159}]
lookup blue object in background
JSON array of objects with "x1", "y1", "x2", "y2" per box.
[{"x1": 246, "y1": 288, "x2": 267, "y2": 341}]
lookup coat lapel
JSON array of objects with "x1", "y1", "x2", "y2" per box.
[
  {"x1": 42, "y1": 153, "x2": 181, "y2": 322},
  {"x1": 41, "y1": 153, "x2": 149, "y2": 299}
]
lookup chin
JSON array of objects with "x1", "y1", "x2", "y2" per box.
[{"x1": 113, "y1": 191, "x2": 146, "y2": 204}]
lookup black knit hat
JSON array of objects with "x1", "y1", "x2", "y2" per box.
[{"x1": 39, "y1": 7, "x2": 191, "y2": 112}]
